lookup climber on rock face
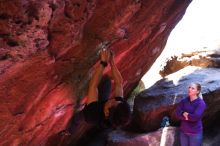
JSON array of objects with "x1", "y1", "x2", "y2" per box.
[
  {"x1": 46, "y1": 49, "x2": 132, "y2": 146},
  {"x1": 82, "y1": 48, "x2": 131, "y2": 128},
  {"x1": 64, "y1": 48, "x2": 131, "y2": 134}
]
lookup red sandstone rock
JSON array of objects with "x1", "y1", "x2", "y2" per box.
[{"x1": 0, "y1": 0, "x2": 191, "y2": 145}]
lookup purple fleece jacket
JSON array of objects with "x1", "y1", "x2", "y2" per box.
[{"x1": 176, "y1": 97, "x2": 206, "y2": 134}]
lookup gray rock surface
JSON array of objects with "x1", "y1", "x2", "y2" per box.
[
  {"x1": 133, "y1": 66, "x2": 220, "y2": 132},
  {"x1": 107, "y1": 127, "x2": 180, "y2": 146}
]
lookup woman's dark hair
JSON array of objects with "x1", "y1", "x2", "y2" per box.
[{"x1": 109, "y1": 100, "x2": 131, "y2": 128}]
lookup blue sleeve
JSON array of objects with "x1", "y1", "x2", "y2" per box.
[
  {"x1": 175, "y1": 100, "x2": 186, "y2": 121},
  {"x1": 188, "y1": 100, "x2": 206, "y2": 122}
]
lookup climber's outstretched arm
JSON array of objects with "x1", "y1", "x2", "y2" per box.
[
  {"x1": 87, "y1": 49, "x2": 109, "y2": 104},
  {"x1": 110, "y1": 53, "x2": 123, "y2": 97}
]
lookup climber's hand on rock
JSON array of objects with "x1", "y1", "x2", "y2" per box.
[{"x1": 100, "y1": 48, "x2": 110, "y2": 62}]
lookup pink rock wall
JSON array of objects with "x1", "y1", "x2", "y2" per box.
[{"x1": 0, "y1": 0, "x2": 191, "y2": 145}]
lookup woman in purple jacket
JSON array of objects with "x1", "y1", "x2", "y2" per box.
[{"x1": 176, "y1": 83, "x2": 206, "y2": 146}]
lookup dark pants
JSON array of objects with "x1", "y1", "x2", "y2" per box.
[{"x1": 180, "y1": 131, "x2": 203, "y2": 146}]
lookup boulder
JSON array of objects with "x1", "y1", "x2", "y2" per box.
[
  {"x1": 204, "y1": 128, "x2": 220, "y2": 146},
  {"x1": 160, "y1": 51, "x2": 220, "y2": 77},
  {"x1": 133, "y1": 66, "x2": 220, "y2": 132}
]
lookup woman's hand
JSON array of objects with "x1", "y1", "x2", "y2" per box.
[
  {"x1": 183, "y1": 112, "x2": 189, "y2": 120},
  {"x1": 100, "y1": 48, "x2": 110, "y2": 62}
]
